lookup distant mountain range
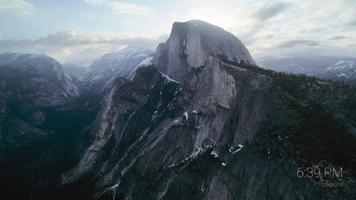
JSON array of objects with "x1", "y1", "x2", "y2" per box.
[
  {"x1": 0, "y1": 20, "x2": 355, "y2": 200},
  {"x1": 259, "y1": 56, "x2": 356, "y2": 84},
  {"x1": 83, "y1": 47, "x2": 154, "y2": 95}
]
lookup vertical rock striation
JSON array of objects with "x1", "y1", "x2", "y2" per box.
[{"x1": 153, "y1": 20, "x2": 255, "y2": 82}]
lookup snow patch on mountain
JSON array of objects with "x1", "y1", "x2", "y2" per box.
[
  {"x1": 259, "y1": 56, "x2": 356, "y2": 84},
  {"x1": 84, "y1": 47, "x2": 154, "y2": 93},
  {"x1": 324, "y1": 60, "x2": 356, "y2": 80}
]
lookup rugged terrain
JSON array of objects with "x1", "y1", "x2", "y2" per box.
[{"x1": 0, "y1": 20, "x2": 355, "y2": 200}]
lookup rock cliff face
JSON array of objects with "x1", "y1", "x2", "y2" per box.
[
  {"x1": 58, "y1": 20, "x2": 356, "y2": 200},
  {"x1": 154, "y1": 20, "x2": 263, "y2": 147},
  {"x1": 153, "y1": 20, "x2": 255, "y2": 82}
]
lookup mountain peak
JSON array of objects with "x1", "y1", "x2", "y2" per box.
[
  {"x1": 172, "y1": 19, "x2": 226, "y2": 32},
  {"x1": 0, "y1": 52, "x2": 64, "y2": 81},
  {"x1": 153, "y1": 20, "x2": 255, "y2": 81},
  {"x1": 0, "y1": 52, "x2": 79, "y2": 107}
]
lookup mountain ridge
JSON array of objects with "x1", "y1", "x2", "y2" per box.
[
  {"x1": 83, "y1": 47, "x2": 154, "y2": 95},
  {"x1": 259, "y1": 55, "x2": 356, "y2": 85}
]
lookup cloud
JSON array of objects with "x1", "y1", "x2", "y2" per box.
[
  {"x1": 110, "y1": 35, "x2": 168, "y2": 50},
  {"x1": 277, "y1": 39, "x2": 320, "y2": 48},
  {"x1": 0, "y1": 0, "x2": 38, "y2": 15},
  {"x1": 329, "y1": 36, "x2": 348, "y2": 40},
  {"x1": 85, "y1": 0, "x2": 153, "y2": 16},
  {"x1": 0, "y1": 30, "x2": 164, "y2": 51},
  {"x1": 348, "y1": 19, "x2": 356, "y2": 26},
  {"x1": 0, "y1": 31, "x2": 164, "y2": 65},
  {"x1": 253, "y1": 2, "x2": 290, "y2": 21},
  {"x1": 37, "y1": 31, "x2": 97, "y2": 46},
  {"x1": 238, "y1": 2, "x2": 290, "y2": 48},
  {"x1": 0, "y1": 0, "x2": 355, "y2": 62},
  {"x1": 0, "y1": 31, "x2": 94, "y2": 50}
]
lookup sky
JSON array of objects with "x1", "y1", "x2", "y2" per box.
[{"x1": 0, "y1": 0, "x2": 355, "y2": 65}]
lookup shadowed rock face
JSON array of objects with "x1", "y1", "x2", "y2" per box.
[
  {"x1": 0, "y1": 53, "x2": 80, "y2": 152},
  {"x1": 0, "y1": 53, "x2": 95, "y2": 199},
  {"x1": 0, "y1": 53, "x2": 79, "y2": 107}
]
